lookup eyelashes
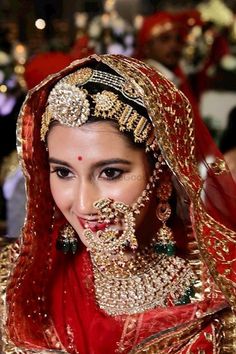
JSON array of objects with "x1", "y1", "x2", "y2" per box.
[
  {"x1": 50, "y1": 166, "x2": 126, "y2": 181},
  {"x1": 99, "y1": 168, "x2": 124, "y2": 180},
  {"x1": 50, "y1": 167, "x2": 72, "y2": 179}
]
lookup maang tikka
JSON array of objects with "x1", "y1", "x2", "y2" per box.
[{"x1": 154, "y1": 177, "x2": 176, "y2": 256}]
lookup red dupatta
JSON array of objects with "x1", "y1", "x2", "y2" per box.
[{"x1": 5, "y1": 54, "x2": 236, "y2": 353}]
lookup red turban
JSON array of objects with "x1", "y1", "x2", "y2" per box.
[
  {"x1": 137, "y1": 12, "x2": 177, "y2": 49},
  {"x1": 24, "y1": 51, "x2": 73, "y2": 90},
  {"x1": 136, "y1": 10, "x2": 203, "y2": 59}
]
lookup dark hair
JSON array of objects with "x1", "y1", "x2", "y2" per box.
[{"x1": 219, "y1": 106, "x2": 236, "y2": 153}]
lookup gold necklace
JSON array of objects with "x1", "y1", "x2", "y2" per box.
[{"x1": 91, "y1": 247, "x2": 197, "y2": 316}]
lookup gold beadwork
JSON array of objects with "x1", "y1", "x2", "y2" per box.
[
  {"x1": 84, "y1": 199, "x2": 138, "y2": 253},
  {"x1": 40, "y1": 68, "x2": 153, "y2": 146},
  {"x1": 154, "y1": 179, "x2": 176, "y2": 255},
  {"x1": 40, "y1": 106, "x2": 52, "y2": 141},
  {"x1": 210, "y1": 158, "x2": 229, "y2": 175},
  {"x1": 93, "y1": 91, "x2": 122, "y2": 119},
  {"x1": 91, "y1": 248, "x2": 197, "y2": 316}
]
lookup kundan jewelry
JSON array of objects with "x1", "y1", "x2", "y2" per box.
[
  {"x1": 40, "y1": 67, "x2": 155, "y2": 147},
  {"x1": 56, "y1": 224, "x2": 78, "y2": 254},
  {"x1": 91, "y1": 245, "x2": 197, "y2": 316},
  {"x1": 154, "y1": 178, "x2": 176, "y2": 256}
]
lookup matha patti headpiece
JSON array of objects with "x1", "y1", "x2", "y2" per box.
[{"x1": 41, "y1": 67, "x2": 157, "y2": 149}]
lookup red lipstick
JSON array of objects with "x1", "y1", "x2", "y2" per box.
[{"x1": 78, "y1": 217, "x2": 108, "y2": 232}]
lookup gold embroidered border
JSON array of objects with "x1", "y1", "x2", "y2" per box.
[
  {"x1": 128, "y1": 317, "x2": 208, "y2": 353},
  {"x1": 220, "y1": 308, "x2": 236, "y2": 353},
  {"x1": 0, "y1": 243, "x2": 67, "y2": 353},
  {"x1": 0, "y1": 242, "x2": 25, "y2": 353},
  {"x1": 192, "y1": 201, "x2": 236, "y2": 307},
  {"x1": 128, "y1": 308, "x2": 233, "y2": 354}
]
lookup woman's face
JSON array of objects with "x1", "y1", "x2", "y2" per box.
[{"x1": 48, "y1": 121, "x2": 155, "y2": 248}]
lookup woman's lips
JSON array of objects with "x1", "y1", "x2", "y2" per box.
[{"x1": 78, "y1": 217, "x2": 108, "y2": 232}]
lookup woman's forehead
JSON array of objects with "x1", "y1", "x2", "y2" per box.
[
  {"x1": 47, "y1": 123, "x2": 149, "y2": 171},
  {"x1": 47, "y1": 122, "x2": 140, "y2": 154}
]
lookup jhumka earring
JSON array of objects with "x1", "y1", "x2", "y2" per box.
[
  {"x1": 56, "y1": 224, "x2": 78, "y2": 254},
  {"x1": 154, "y1": 179, "x2": 176, "y2": 256}
]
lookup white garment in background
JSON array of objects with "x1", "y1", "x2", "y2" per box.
[{"x1": 2, "y1": 167, "x2": 26, "y2": 238}]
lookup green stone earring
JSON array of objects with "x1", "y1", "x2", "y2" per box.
[
  {"x1": 154, "y1": 224, "x2": 176, "y2": 257},
  {"x1": 154, "y1": 180, "x2": 176, "y2": 257},
  {"x1": 56, "y1": 224, "x2": 78, "y2": 255}
]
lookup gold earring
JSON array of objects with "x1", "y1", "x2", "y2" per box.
[
  {"x1": 56, "y1": 224, "x2": 78, "y2": 254},
  {"x1": 154, "y1": 180, "x2": 176, "y2": 256}
]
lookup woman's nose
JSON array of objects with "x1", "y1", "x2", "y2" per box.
[{"x1": 73, "y1": 180, "x2": 99, "y2": 216}]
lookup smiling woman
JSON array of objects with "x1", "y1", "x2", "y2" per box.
[
  {"x1": 1, "y1": 54, "x2": 236, "y2": 354},
  {"x1": 47, "y1": 122, "x2": 152, "y2": 248}
]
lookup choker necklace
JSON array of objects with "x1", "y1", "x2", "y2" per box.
[{"x1": 90, "y1": 245, "x2": 197, "y2": 316}]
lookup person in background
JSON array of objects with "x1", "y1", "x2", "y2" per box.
[
  {"x1": 0, "y1": 151, "x2": 26, "y2": 240},
  {"x1": 1, "y1": 54, "x2": 236, "y2": 353},
  {"x1": 136, "y1": 10, "x2": 203, "y2": 121},
  {"x1": 0, "y1": 50, "x2": 26, "y2": 237}
]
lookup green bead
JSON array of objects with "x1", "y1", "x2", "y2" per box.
[
  {"x1": 154, "y1": 243, "x2": 175, "y2": 256},
  {"x1": 165, "y1": 244, "x2": 175, "y2": 256},
  {"x1": 176, "y1": 294, "x2": 190, "y2": 305},
  {"x1": 154, "y1": 244, "x2": 165, "y2": 254},
  {"x1": 70, "y1": 240, "x2": 78, "y2": 254},
  {"x1": 186, "y1": 285, "x2": 195, "y2": 297},
  {"x1": 176, "y1": 285, "x2": 196, "y2": 306},
  {"x1": 61, "y1": 241, "x2": 70, "y2": 254},
  {"x1": 56, "y1": 238, "x2": 70, "y2": 254}
]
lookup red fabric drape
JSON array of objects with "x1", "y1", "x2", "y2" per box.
[{"x1": 6, "y1": 54, "x2": 236, "y2": 353}]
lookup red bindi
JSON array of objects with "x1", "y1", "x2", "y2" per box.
[{"x1": 77, "y1": 156, "x2": 83, "y2": 161}]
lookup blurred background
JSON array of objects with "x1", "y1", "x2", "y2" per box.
[{"x1": 0, "y1": 0, "x2": 236, "y2": 240}]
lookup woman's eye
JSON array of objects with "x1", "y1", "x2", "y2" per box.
[
  {"x1": 51, "y1": 167, "x2": 72, "y2": 179},
  {"x1": 100, "y1": 168, "x2": 123, "y2": 180}
]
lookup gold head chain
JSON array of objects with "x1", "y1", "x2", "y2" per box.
[{"x1": 40, "y1": 67, "x2": 158, "y2": 151}]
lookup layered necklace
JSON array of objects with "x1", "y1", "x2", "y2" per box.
[{"x1": 90, "y1": 245, "x2": 196, "y2": 316}]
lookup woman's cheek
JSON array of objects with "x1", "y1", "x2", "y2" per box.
[
  {"x1": 103, "y1": 178, "x2": 147, "y2": 206},
  {"x1": 50, "y1": 179, "x2": 70, "y2": 209}
]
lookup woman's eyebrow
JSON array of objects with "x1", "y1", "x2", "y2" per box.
[
  {"x1": 92, "y1": 159, "x2": 132, "y2": 169},
  {"x1": 48, "y1": 157, "x2": 71, "y2": 167},
  {"x1": 48, "y1": 157, "x2": 132, "y2": 168}
]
